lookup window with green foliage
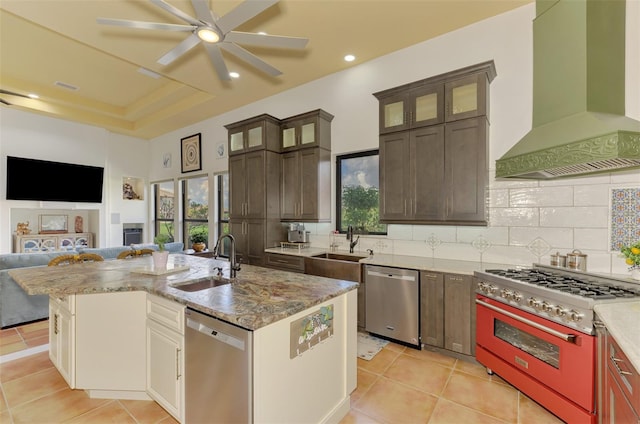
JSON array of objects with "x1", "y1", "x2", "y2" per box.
[
  {"x1": 153, "y1": 181, "x2": 175, "y2": 242},
  {"x1": 336, "y1": 150, "x2": 386, "y2": 235},
  {"x1": 182, "y1": 176, "x2": 209, "y2": 247}
]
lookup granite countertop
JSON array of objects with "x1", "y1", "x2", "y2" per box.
[
  {"x1": 265, "y1": 247, "x2": 513, "y2": 275},
  {"x1": 594, "y1": 301, "x2": 640, "y2": 372},
  {"x1": 8, "y1": 254, "x2": 358, "y2": 331}
]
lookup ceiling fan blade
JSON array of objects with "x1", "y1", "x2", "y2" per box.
[
  {"x1": 190, "y1": 0, "x2": 217, "y2": 24},
  {"x1": 0, "y1": 99, "x2": 11, "y2": 106},
  {"x1": 151, "y1": 0, "x2": 201, "y2": 26},
  {"x1": 215, "y1": 0, "x2": 279, "y2": 34},
  {"x1": 220, "y1": 43, "x2": 281, "y2": 77},
  {"x1": 157, "y1": 33, "x2": 201, "y2": 65},
  {"x1": 0, "y1": 89, "x2": 30, "y2": 98},
  {"x1": 204, "y1": 44, "x2": 231, "y2": 81},
  {"x1": 97, "y1": 17, "x2": 194, "y2": 32},
  {"x1": 225, "y1": 31, "x2": 308, "y2": 49}
]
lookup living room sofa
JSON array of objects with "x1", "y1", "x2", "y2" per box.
[{"x1": 0, "y1": 242, "x2": 184, "y2": 328}]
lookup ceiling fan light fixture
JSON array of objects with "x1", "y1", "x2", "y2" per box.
[{"x1": 197, "y1": 27, "x2": 220, "y2": 43}]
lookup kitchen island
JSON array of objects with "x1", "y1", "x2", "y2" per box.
[{"x1": 9, "y1": 254, "x2": 358, "y2": 423}]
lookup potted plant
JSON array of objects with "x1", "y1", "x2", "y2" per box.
[
  {"x1": 189, "y1": 227, "x2": 208, "y2": 253},
  {"x1": 153, "y1": 234, "x2": 170, "y2": 269},
  {"x1": 621, "y1": 240, "x2": 640, "y2": 280}
]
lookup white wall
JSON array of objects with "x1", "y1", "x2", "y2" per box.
[
  {"x1": 149, "y1": 3, "x2": 639, "y2": 275},
  {"x1": 0, "y1": 109, "x2": 149, "y2": 251}
]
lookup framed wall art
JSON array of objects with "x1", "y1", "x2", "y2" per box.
[{"x1": 181, "y1": 133, "x2": 202, "y2": 173}]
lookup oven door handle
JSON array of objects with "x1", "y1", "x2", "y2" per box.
[{"x1": 476, "y1": 299, "x2": 577, "y2": 343}]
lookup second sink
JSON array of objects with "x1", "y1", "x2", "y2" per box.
[
  {"x1": 310, "y1": 253, "x2": 366, "y2": 262},
  {"x1": 171, "y1": 277, "x2": 231, "y2": 292}
]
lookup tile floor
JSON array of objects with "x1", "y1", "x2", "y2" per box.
[{"x1": 1, "y1": 320, "x2": 564, "y2": 423}]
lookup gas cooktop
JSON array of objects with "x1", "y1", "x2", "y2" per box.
[
  {"x1": 474, "y1": 265, "x2": 640, "y2": 334},
  {"x1": 484, "y1": 269, "x2": 640, "y2": 300}
]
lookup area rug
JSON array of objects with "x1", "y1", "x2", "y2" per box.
[{"x1": 357, "y1": 332, "x2": 389, "y2": 361}]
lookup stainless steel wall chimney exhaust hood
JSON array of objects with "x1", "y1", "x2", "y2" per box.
[{"x1": 496, "y1": 0, "x2": 640, "y2": 179}]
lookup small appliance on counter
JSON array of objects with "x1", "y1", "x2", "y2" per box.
[{"x1": 287, "y1": 223, "x2": 310, "y2": 243}]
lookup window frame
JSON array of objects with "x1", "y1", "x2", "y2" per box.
[
  {"x1": 180, "y1": 175, "x2": 209, "y2": 248},
  {"x1": 152, "y1": 180, "x2": 176, "y2": 242},
  {"x1": 335, "y1": 149, "x2": 387, "y2": 235}
]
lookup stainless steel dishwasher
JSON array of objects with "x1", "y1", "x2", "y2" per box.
[
  {"x1": 185, "y1": 308, "x2": 252, "y2": 424},
  {"x1": 364, "y1": 265, "x2": 420, "y2": 348}
]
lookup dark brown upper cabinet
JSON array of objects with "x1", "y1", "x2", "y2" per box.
[
  {"x1": 225, "y1": 114, "x2": 281, "y2": 156},
  {"x1": 280, "y1": 109, "x2": 333, "y2": 152},
  {"x1": 375, "y1": 61, "x2": 495, "y2": 226}
]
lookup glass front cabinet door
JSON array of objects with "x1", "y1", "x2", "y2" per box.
[
  {"x1": 444, "y1": 73, "x2": 489, "y2": 122},
  {"x1": 378, "y1": 84, "x2": 444, "y2": 134}
]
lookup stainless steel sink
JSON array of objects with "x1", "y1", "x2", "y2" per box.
[
  {"x1": 171, "y1": 277, "x2": 231, "y2": 292},
  {"x1": 310, "y1": 253, "x2": 366, "y2": 262},
  {"x1": 304, "y1": 253, "x2": 365, "y2": 282}
]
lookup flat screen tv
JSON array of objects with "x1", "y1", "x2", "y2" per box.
[{"x1": 6, "y1": 156, "x2": 104, "y2": 203}]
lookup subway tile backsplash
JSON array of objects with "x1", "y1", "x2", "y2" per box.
[{"x1": 305, "y1": 171, "x2": 640, "y2": 275}]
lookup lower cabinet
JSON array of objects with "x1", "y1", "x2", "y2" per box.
[
  {"x1": 146, "y1": 294, "x2": 185, "y2": 423},
  {"x1": 264, "y1": 252, "x2": 305, "y2": 273},
  {"x1": 49, "y1": 295, "x2": 75, "y2": 388},
  {"x1": 420, "y1": 272, "x2": 475, "y2": 356}
]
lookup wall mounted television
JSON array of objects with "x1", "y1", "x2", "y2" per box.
[{"x1": 6, "y1": 156, "x2": 104, "y2": 203}]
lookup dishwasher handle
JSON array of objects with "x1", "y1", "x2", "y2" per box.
[
  {"x1": 187, "y1": 317, "x2": 246, "y2": 351},
  {"x1": 366, "y1": 270, "x2": 416, "y2": 282}
]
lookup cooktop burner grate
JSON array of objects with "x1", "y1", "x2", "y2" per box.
[{"x1": 484, "y1": 269, "x2": 640, "y2": 299}]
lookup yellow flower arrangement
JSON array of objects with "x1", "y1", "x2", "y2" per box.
[{"x1": 621, "y1": 241, "x2": 640, "y2": 270}]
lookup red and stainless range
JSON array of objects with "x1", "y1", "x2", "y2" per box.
[{"x1": 474, "y1": 265, "x2": 640, "y2": 424}]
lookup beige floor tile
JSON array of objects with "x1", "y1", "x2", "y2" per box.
[
  {"x1": 454, "y1": 358, "x2": 492, "y2": 380},
  {"x1": 18, "y1": 327, "x2": 48, "y2": 343},
  {"x1": 0, "y1": 386, "x2": 8, "y2": 412},
  {"x1": 518, "y1": 392, "x2": 564, "y2": 424},
  {"x1": 353, "y1": 377, "x2": 438, "y2": 423},
  {"x1": 384, "y1": 354, "x2": 453, "y2": 396},
  {"x1": 66, "y1": 400, "x2": 136, "y2": 424},
  {"x1": 0, "y1": 342, "x2": 28, "y2": 357},
  {"x1": 0, "y1": 331, "x2": 21, "y2": 345},
  {"x1": 0, "y1": 408, "x2": 12, "y2": 424},
  {"x1": 382, "y1": 342, "x2": 406, "y2": 354},
  {"x1": 119, "y1": 399, "x2": 173, "y2": 424},
  {"x1": 157, "y1": 413, "x2": 180, "y2": 424},
  {"x1": 10, "y1": 387, "x2": 108, "y2": 424},
  {"x1": 2, "y1": 367, "x2": 68, "y2": 408},
  {"x1": 15, "y1": 320, "x2": 48, "y2": 335},
  {"x1": 429, "y1": 397, "x2": 508, "y2": 424},
  {"x1": 24, "y1": 334, "x2": 48, "y2": 348},
  {"x1": 441, "y1": 371, "x2": 518, "y2": 423},
  {"x1": 351, "y1": 368, "x2": 379, "y2": 404},
  {"x1": 402, "y1": 347, "x2": 457, "y2": 368},
  {"x1": 0, "y1": 352, "x2": 53, "y2": 383},
  {"x1": 357, "y1": 348, "x2": 400, "y2": 375},
  {"x1": 339, "y1": 409, "x2": 383, "y2": 424}
]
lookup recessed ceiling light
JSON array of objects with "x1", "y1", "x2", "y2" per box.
[
  {"x1": 257, "y1": 31, "x2": 267, "y2": 35},
  {"x1": 229, "y1": 72, "x2": 240, "y2": 79},
  {"x1": 27, "y1": 94, "x2": 39, "y2": 99},
  {"x1": 344, "y1": 54, "x2": 355, "y2": 62}
]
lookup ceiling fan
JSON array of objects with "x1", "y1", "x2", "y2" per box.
[
  {"x1": 97, "y1": 0, "x2": 308, "y2": 81},
  {"x1": 0, "y1": 89, "x2": 32, "y2": 106}
]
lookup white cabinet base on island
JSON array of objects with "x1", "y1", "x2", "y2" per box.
[
  {"x1": 48, "y1": 289, "x2": 357, "y2": 424},
  {"x1": 49, "y1": 291, "x2": 150, "y2": 400}
]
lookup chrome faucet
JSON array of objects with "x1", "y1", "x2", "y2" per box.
[
  {"x1": 346, "y1": 225, "x2": 360, "y2": 254},
  {"x1": 212, "y1": 234, "x2": 241, "y2": 278}
]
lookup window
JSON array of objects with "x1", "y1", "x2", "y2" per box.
[
  {"x1": 182, "y1": 176, "x2": 209, "y2": 247},
  {"x1": 153, "y1": 181, "x2": 175, "y2": 241},
  {"x1": 336, "y1": 150, "x2": 386, "y2": 235}
]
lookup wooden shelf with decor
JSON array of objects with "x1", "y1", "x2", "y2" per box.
[{"x1": 14, "y1": 233, "x2": 94, "y2": 253}]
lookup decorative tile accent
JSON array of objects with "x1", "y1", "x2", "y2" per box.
[
  {"x1": 610, "y1": 188, "x2": 640, "y2": 251},
  {"x1": 526, "y1": 237, "x2": 552, "y2": 263}
]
